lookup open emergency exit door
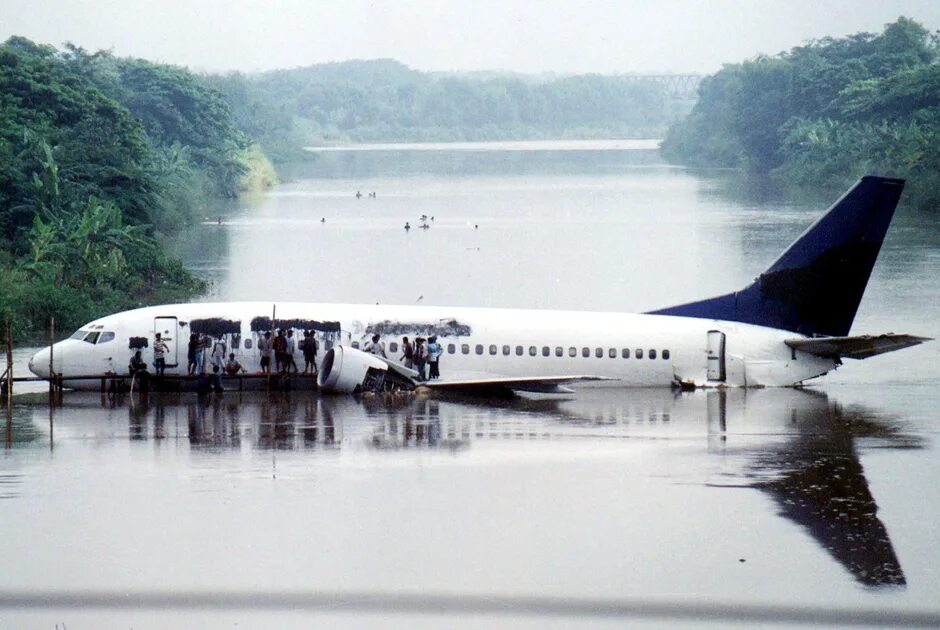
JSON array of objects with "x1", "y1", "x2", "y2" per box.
[{"x1": 706, "y1": 330, "x2": 726, "y2": 382}]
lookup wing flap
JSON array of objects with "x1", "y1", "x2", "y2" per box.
[{"x1": 785, "y1": 333, "x2": 931, "y2": 360}]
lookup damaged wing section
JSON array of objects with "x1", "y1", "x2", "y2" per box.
[
  {"x1": 318, "y1": 345, "x2": 615, "y2": 398},
  {"x1": 422, "y1": 375, "x2": 617, "y2": 398},
  {"x1": 785, "y1": 333, "x2": 931, "y2": 360}
]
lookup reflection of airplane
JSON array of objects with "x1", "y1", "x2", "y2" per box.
[
  {"x1": 23, "y1": 388, "x2": 916, "y2": 587},
  {"x1": 28, "y1": 177, "x2": 929, "y2": 395}
]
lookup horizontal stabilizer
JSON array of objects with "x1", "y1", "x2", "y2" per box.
[{"x1": 785, "y1": 334, "x2": 931, "y2": 360}]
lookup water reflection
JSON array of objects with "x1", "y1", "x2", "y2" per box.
[
  {"x1": 5, "y1": 387, "x2": 922, "y2": 588},
  {"x1": 744, "y1": 394, "x2": 918, "y2": 587}
]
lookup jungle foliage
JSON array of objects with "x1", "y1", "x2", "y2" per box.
[
  {"x1": 0, "y1": 37, "x2": 264, "y2": 337},
  {"x1": 660, "y1": 17, "x2": 940, "y2": 211},
  {"x1": 205, "y1": 59, "x2": 689, "y2": 160}
]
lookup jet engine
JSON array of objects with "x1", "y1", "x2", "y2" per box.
[{"x1": 318, "y1": 345, "x2": 415, "y2": 394}]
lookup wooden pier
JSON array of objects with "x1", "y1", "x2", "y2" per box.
[{"x1": 2, "y1": 371, "x2": 319, "y2": 398}]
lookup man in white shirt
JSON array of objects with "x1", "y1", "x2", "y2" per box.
[
  {"x1": 364, "y1": 334, "x2": 386, "y2": 358},
  {"x1": 153, "y1": 333, "x2": 169, "y2": 376},
  {"x1": 285, "y1": 329, "x2": 299, "y2": 373}
]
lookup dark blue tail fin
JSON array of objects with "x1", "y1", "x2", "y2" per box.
[{"x1": 648, "y1": 176, "x2": 905, "y2": 337}]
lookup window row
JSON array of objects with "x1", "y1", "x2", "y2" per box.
[{"x1": 376, "y1": 341, "x2": 670, "y2": 360}]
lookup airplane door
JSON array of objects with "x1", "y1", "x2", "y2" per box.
[
  {"x1": 154, "y1": 317, "x2": 179, "y2": 367},
  {"x1": 706, "y1": 330, "x2": 726, "y2": 382}
]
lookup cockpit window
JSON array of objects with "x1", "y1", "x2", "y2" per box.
[
  {"x1": 98, "y1": 332, "x2": 115, "y2": 344},
  {"x1": 70, "y1": 330, "x2": 89, "y2": 340},
  {"x1": 83, "y1": 332, "x2": 100, "y2": 344}
]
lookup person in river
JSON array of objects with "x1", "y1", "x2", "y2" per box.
[
  {"x1": 302, "y1": 331, "x2": 319, "y2": 374},
  {"x1": 400, "y1": 336, "x2": 414, "y2": 369},
  {"x1": 153, "y1": 333, "x2": 169, "y2": 376},
  {"x1": 285, "y1": 329, "x2": 299, "y2": 373},
  {"x1": 427, "y1": 335, "x2": 442, "y2": 379},
  {"x1": 364, "y1": 333, "x2": 386, "y2": 358},
  {"x1": 259, "y1": 331, "x2": 274, "y2": 374},
  {"x1": 129, "y1": 350, "x2": 150, "y2": 392},
  {"x1": 413, "y1": 337, "x2": 427, "y2": 381}
]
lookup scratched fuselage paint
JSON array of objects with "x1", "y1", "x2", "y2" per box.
[{"x1": 365, "y1": 319, "x2": 472, "y2": 338}]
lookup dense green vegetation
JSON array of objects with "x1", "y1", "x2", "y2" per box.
[
  {"x1": 206, "y1": 59, "x2": 688, "y2": 159},
  {"x1": 0, "y1": 37, "x2": 270, "y2": 338},
  {"x1": 661, "y1": 17, "x2": 940, "y2": 210}
]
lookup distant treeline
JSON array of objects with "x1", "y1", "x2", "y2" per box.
[
  {"x1": 204, "y1": 59, "x2": 689, "y2": 161},
  {"x1": 0, "y1": 37, "x2": 276, "y2": 337},
  {"x1": 661, "y1": 17, "x2": 940, "y2": 211}
]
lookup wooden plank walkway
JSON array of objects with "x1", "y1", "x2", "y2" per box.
[{"x1": 3, "y1": 372, "x2": 319, "y2": 395}]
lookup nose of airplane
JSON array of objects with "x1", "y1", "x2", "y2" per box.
[{"x1": 29, "y1": 347, "x2": 51, "y2": 378}]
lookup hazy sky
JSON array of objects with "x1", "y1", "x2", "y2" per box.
[{"x1": 3, "y1": 0, "x2": 940, "y2": 75}]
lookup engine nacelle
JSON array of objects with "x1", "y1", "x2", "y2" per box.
[{"x1": 318, "y1": 345, "x2": 393, "y2": 394}]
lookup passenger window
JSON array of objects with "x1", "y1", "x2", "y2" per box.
[
  {"x1": 502, "y1": 345, "x2": 510, "y2": 356},
  {"x1": 489, "y1": 345, "x2": 497, "y2": 355},
  {"x1": 448, "y1": 344, "x2": 456, "y2": 354},
  {"x1": 351, "y1": 341, "x2": 360, "y2": 349},
  {"x1": 475, "y1": 344, "x2": 484, "y2": 355},
  {"x1": 635, "y1": 348, "x2": 643, "y2": 359},
  {"x1": 622, "y1": 348, "x2": 630, "y2": 359},
  {"x1": 83, "y1": 332, "x2": 100, "y2": 344},
  {"x1": 538, "y1": 346, "x2": 547, "y2": 357},
  {"x1": 529, "y1": 346, "x2": 537, "y2": 356},
  {"x1": 389, "y1": 342, "x2": 398, "y2": 353},
  {"x1": 663, "y1": 349, "x2": 671, "y2": 360},
  {"x1": 461, "y1": 344, "x2": 470, "y2": 355},
  {"x1": 569, "y1": 347, "x2": 577, "y2": 357},
  {"x1": 595, "y1": 347, "x2": 603, "y2": 358},
  {"x1": 555, "y1": 346, "x2": 563, "y2": 357},
  {"x1": 609, "y1": 348, "x2": 616, "y2": 358},
  {"x1": 649, "y1": 349, "x2": 657, "y2": 359},
  {"x1": 245, "y1": 339, "x2": 253, "y2": 349},
  {"x1": 516, "y1": 345, "x2": 523, "y2": 356},
  {"x1": 582, "y1": 347, "x2": 590, "y2": 358},
  {"x1": 98, "y1": 332, "x2": 115, "y2": 344}
]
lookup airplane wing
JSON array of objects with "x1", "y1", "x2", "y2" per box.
[
  {"x1": 784, "y1": 333, "x2": 931, "y2": 360},
  {"x1": 420, "y1": 375, "x2": 617, "y2": 398}
]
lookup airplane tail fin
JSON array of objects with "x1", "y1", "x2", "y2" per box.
[{"x1": 648, "y1": 176, "x2": 905, "y2": 337}]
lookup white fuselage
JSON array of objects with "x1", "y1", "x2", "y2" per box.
[{"x1": 27, "y1": 301, "x2": 837, "y2": 389}]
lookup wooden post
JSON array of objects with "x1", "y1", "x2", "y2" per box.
[
  {"x1": 5, "y1": 320, "x2": 12, "y2": 403},
  {"x1": 48, "y1": 317, "x2": 55, "y2": 403},
  {"x1": 5, "y1": 320, "x2": 11, "y2": 446}
]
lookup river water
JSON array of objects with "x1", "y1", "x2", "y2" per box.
[{"x1": 2, "y1": 141, "x2": 939, "y2": 627}]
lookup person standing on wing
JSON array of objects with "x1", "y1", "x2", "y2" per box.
[
  {"x1": 400, "y1": 336, "x2": 414, "y2": 369},
  {"x1": 413, "y1": 337, "x2": 427, "y2": 381},
  {"x1": 427, "y1": 335, "x2": 442, "y2": 379}
]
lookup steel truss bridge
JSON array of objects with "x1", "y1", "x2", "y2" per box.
[{"x1": 620, "y1": 74, "x2": 702, "y2": 100}]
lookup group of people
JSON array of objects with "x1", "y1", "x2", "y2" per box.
[
  {"x1": 364, "y1": 333, "x2": 443, "y2": 381},
  {"x1": 257, "y1": 329, "x2": 319, "y2": 375}
]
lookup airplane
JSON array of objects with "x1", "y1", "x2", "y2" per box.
[{"x1": 28, "y1": 175, "x2": 930, "y2": 396}]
